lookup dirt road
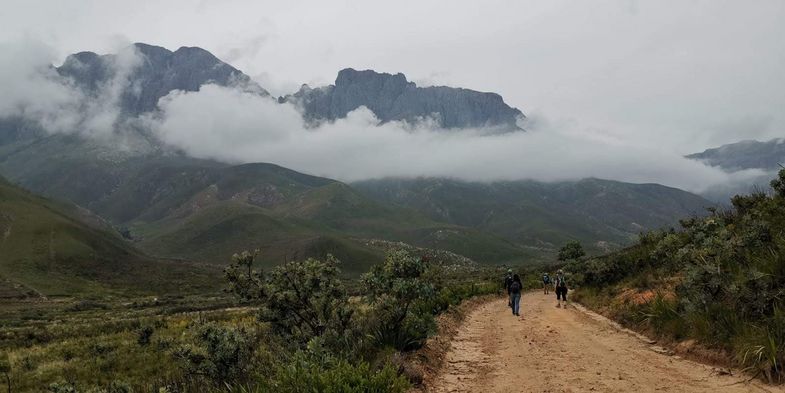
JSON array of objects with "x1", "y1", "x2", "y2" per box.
[{"x1": 428, "y1": 293, "x2": 783, "y2": 393}]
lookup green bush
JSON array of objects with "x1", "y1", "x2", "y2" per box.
[
  {"x1": 173, "y1": 323, "x2": 256, "y2": 387},
  {"x1": 137, "y1": 325, "x2": 154, "y2": 347},
  {"x1": 270, "y1": 351, "x2": 409, "y2": 393},
  {"x1": 225, "y1": 252, "x2": 356, "y2": 351},
  {"x1": 362, "y1": 250, "x2": 436, "y2": 351}
]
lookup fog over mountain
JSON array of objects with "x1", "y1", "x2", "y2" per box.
[
  {"x1": 0, "y1": 40, "x2": 769, "y2": 194},
  {"x1": 1, "y1": 1, "x2": 783, "y2": 194}
]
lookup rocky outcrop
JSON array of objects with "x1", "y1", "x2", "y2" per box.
[
  {"x1": 281, "y1": 68, "x2": 524, "y2": 131},
  {"x1": 57, "y1": 43, "x2": 267, "y2": 115}
]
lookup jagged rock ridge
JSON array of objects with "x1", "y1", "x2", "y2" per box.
[
  {"x1": 57, "y1": 43, "x2": 268, "y2": 115},
  {"x1": 281, "y1": 68, "x2": 525, "y2": 130}
]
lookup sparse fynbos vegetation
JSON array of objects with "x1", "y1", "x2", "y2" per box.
[
  {"x1": 568, "y1": 169, "x2": 785, "y2": 383},
  {"x1": 0, "y1": 249, "x2": 498, "y2": 392}
]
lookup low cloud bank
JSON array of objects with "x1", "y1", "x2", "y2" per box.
[{"x1": 150, "y1": 84, "x2": 764, "y2": 193}]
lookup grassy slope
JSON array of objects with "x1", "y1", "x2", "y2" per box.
[
  {"x1": 131, "y1": 167, "x2": 528, "y2": 269},
  {"x1": 352, "y1": 177, "x2": 712, "y2": 253},
  {"x1": 0, "y1": 176, "x2": 221, "y2": 297}
]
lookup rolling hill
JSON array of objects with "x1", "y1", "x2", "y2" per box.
[
  {"x1": 101, "y1": 162, "x2": 529, "y2": 270},
  {"x1": 352, "y1": 177, "x2": 713, "y2": 254},
  {"x1": 0, "y1": 176, "x2": 220, "y2": 298}
]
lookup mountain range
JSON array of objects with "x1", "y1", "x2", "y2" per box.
[
  {"x1": 0, "y1": 43, "x2": 721, "y2": 296},
  {"x1": 687, "y1": 138, "x2": 785, "y2": 171}
]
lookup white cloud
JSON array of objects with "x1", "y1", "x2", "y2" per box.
[
  {"x1": 0, "y1": 40, "x2": 82, "y2": 132},
  {"x1": 0, "y1": 39, "x2": 142, "y2": 137},
  {"x1": 150, "y1": 84, "x2": 763, "y2": 193}
]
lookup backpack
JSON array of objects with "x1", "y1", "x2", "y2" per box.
[
  {"x1": 543, "y1": 274, "x2": 550, "y2": 284},
  {"x1": 509, "y1": 281, "x2": 521, "y2": 293},
  {"x1": 504, "y1": 275, "x2": 513, "y2": 288},
  {"x1": 556, "y1": 275, "x2": 567, "y2": 288}
]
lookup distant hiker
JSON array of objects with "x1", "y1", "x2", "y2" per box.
[
  {"x1": 510, "y1": 273, "x2": 523, "y2": 316},
  {"x1": 542, "y1": 272, "x2": 551, "y2": 294},
  {"x1": 554, "y1": 269, "x2": 568, "y2": 308},
  {"x1": 504, "y1": 269, "x2": 514, "y2": 308}
]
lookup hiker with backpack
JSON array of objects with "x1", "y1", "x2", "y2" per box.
[
  {"x1": 503, "y1": 268, "x2": 514, "y2": 309},
  {"x1": 509, "y1": 273, "x2": 523, "y2": 316},
  {"x1": 554, "y1": 269, "x2": 568, "y2": 308},
  {"x1": 542, "y1": 272, "x2": 551, "y2": 294}
]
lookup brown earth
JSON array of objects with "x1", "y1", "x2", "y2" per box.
[{"x1": 426, "y1": 293, "x2": 784, "y2": 393}]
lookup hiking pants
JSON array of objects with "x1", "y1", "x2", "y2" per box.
[
  {"x1": 556, "y1": 286, "x2": 567, "y2": 301},
  {"x1": 512, "y1": 292, "x2": 521, "y2": 315}
]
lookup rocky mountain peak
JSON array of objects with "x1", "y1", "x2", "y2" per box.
[
  {"x1": 282, "y1": 68, "x2": 525, "y2": 131},
  {"x1": 57, "y1": 43, "x2": 268, "y2": 115}
]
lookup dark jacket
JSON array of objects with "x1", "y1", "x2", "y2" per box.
[
  {"x1": 510, "y1": 276, "x2": 522, "y2": 294},
  {"x1": 504, "y1": 274, "x2": 514, "y2": 294}
]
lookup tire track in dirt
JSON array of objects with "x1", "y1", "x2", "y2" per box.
[{"x1": 429, "y1": 293, "x2": 783, "y2": 393}]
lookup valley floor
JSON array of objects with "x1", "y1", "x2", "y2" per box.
[{"x1": 427, "y1": 294, "x2": 782, "y2": 393}]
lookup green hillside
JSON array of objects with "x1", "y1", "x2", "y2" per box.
[
  {"x1": 352, "y1": 177, "x2": 713, "y2": 254},
  {"x1": 0, "y1": 132, "x2": 528, "y2": 268},
  {"x1": 121, "y1": 163, "x2": 528, "y2": 270},
  {"x1": 568, "y1": 170, "x2": 785, "y2": 381},
  {"x1": 0, "y1": 130, "x2": 712, "y2": 270},
  {"x1": 0, "y1": 176, "x2": 220, "y2": 298}
]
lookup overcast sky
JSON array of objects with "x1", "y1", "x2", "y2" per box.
[
  {"x1": 3, "y1": 0, "x2": 784, "y2": 153},
  {"x1": 1, "y1": 0, "x2": 784, "y2": 193}
]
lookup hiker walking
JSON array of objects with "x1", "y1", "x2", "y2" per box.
[
  {"x1": 542, "y1": 272, "x2": 551, "y2": 294},
  {"x1": 554, "y1": 269, "x2": 568, "y2": 308},
  {"x1": 509, "y1": 273, "x2": 523, "y2": 316},
  {"x1": 503, "y1": 269, "x2": 514, "y2": 309}
]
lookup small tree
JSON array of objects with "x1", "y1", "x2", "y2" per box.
[
  {"x1": 362, "y1": 250, "x2": 437, "y2": 350},
  {"x1": 558, "y1": 240, "x2": 586, "y2": 262},
  {"x1": 224, "y1": 250, "x2": 264, "y2": 302},
  {"x1": 225, "y1": 251, "x2": 355, "y2": 349}
]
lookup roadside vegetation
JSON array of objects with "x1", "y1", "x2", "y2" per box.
[
  {"x1": 0, "y1": 249, "x2": 500, "y2": 392},
  {"x1": 568, "y1": 169, "x2": 785, "y2": 383}
]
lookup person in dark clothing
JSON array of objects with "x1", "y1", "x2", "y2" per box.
[
  {"x1": 554, "y1": 269, "x2": 568, "y2": 308},
  {"x1": 503, "y1": 269, "x2": 514, "y2": 308},
  {"x1": 509, "y1": 274, "x2": 523, "y2": 316}
]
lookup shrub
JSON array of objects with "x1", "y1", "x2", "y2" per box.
[
  {"x1": 271, "y1": 351, "x2": 409, "y2": 393},
  {"x1": 137, "y1": 325, "x2": 154, "y2": 346},
  {"x1": 225, "y1": 252, "x2": 356, "y2": 351},
  {"x1": 173, "y1": 323, "x2": 256, "y2": 387},
  {"x1": 362, "y1": 250, "x2": 437, "y2": 351},
  {"x1": 640, "y1": 295, "x2": 685, "y2": 338},
  {"x1": 558, "y1": 240, "x2": 586, "y2": 262}
]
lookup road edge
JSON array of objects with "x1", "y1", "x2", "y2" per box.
[{"x1": 405, "y1": 294, "x2": 501, "y2": 393}]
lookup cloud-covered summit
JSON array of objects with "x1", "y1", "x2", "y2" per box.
[
  {"x1": 57, "y1": 42, "x2": 268, "y2": 115},
  {"x1": 281, "y1": 68, "x2": 525, "y2": 131}
]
